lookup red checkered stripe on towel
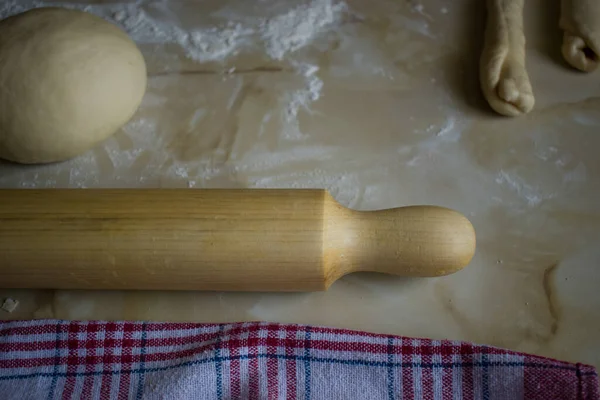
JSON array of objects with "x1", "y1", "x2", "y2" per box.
[{"x1": 0, "y1": 320, "x2": 598, "y2": 399}]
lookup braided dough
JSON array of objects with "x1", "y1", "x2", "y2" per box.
[
  {"x1": 480, "y1": 0, "x2": 535, "y2": 117},
  {"x1": 560, "y1": 0, "x2": 600, "y2": 72}
]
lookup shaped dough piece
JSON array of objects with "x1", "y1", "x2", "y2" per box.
[
  {"x1": 560, "y1": 0, "x2": 600, "y2": 72},
  {"x1": 480, "y1": 0, "x2": 535, "y2": 117}
]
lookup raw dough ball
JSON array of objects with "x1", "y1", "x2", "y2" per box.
[{"x1": 0, "y1": 8, "x2": 147, "y2": 164}]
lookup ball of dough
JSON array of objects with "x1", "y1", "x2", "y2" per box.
[{"x1": 0, "y1": 8, "x2": 147, "y2": 164}]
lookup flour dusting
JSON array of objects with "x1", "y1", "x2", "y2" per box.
[
  {"x1": 495, "y1": 170, "x2": 555, "y2": 207},
  {"x1": 260, "y1": 0, "x2": 346, "y2": 60},
  {"x1": 282, "y1": 63, "x2": 324, "y2": 139},
  {"x1": 115, "y1": 7, "x2": 255, "y2": 63}
]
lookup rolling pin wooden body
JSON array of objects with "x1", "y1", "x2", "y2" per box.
[{"x1": 0, "y1": 190, "x2": 475, "y2": 291}]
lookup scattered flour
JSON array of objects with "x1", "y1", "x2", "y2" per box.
[
  {"x1": 1, "y1": 1, "x2": 254, "y2": 63},
  {"x1": 115, "y1": 7, "x2": 255, "y2": 63},
  {"x1": 282, "y1": 63, "x2": 324, "y2": 139},
  {"x1": 237, "y1": 145, "x2": 336, "y2": 173},
  {"x1": 401, "y1": 115, "x2": 467, "y2": 168},
  {"x1": 495, "y1": 170, "x2": 556, "y2": 207},
  {"x1": 110, "y1": 0, "x2": 346, "y2": 65},
  {"x1": 260, "y1": 0, "x2": 346, "y2": 60}
]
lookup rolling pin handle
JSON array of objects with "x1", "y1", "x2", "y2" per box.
[{"x1": 323, "y1": 193, "x2": 476, "y2": 286}]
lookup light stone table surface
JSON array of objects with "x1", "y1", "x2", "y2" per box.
[{"x1": 1, "y1": 0, "x2": 599, "y2": 369}]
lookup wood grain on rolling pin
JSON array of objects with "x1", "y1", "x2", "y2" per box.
[{"x1": 0, "y1": 190, "x2": 476, "y2": 291}]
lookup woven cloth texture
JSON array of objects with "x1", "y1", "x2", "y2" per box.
[{"x1": 0, "y1": 320, "x2": 597, "y2": 399}]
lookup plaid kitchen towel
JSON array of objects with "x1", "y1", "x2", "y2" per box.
[{"x1": 0, "y1": 320, "x2": 597, "y2": 399}]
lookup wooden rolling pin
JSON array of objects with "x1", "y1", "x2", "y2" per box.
[{"x1": 0, "y1": 190, "x2": 475, "y2": 291}]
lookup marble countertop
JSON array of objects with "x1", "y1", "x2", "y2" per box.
[{"x1": 1, "y1": 0, "x2": 599, "y2": 369}]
